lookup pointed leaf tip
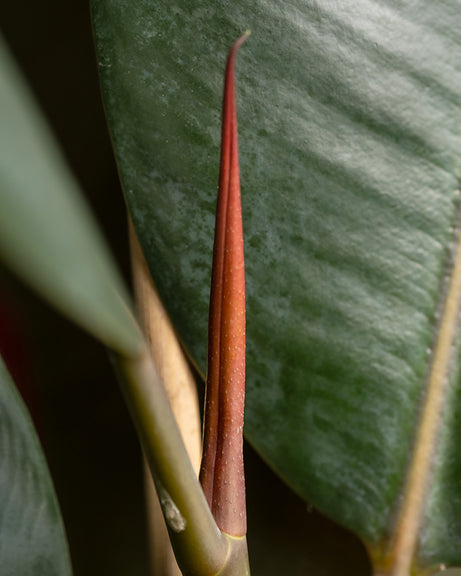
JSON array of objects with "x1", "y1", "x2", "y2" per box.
[{"x1": 200, "y1": 35, "x2": 248, "y2": 538}]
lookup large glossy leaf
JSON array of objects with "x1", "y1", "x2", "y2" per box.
[
  {"x1": 0, "y1": 355, "x2": 72, "y2": 575},
  {"x1": 0, "y1": 35, "x2": 142, "y2": 355},
  {"x1": 92, "y1": 0, "x2": 461, "y2": 570}
]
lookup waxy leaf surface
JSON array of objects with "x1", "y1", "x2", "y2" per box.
[
  {"x1": 0, "y1": 356, "x2": 72, "y2": 575},
  {"x1": 92, "y1": 0, "x2": 461, "y2": 569},
  {"x1": 0, "y1": 35, "x2": 142, "y2": 355}
]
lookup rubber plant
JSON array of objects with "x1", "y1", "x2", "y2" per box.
[
  {"x1": 91, "y1": 1, "x2": 461, "y2": 575},
  {"x1": 0, "y1": 28, "x2": 250, "y2": 576},
  {"x1": 2, "y1": 1, "x2": 461, "y2": 576}
]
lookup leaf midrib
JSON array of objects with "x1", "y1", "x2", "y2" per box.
[{"x1": 378, "y1": 189, "x2": 461, "y2": 576}]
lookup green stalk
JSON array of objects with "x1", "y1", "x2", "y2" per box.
[
  {"x1": 112, "y1": 347, "x2": 228, "y2": 576},
  {"x1": 218, "y1": 536, "x2": 250, "y2": 576}
]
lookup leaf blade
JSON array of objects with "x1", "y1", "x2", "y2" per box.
[
  {"x1": 372, "y1": 204, "x2": 461, "y2": 575},
  {"x1": 0, "y1": 355, "x2": 72, "y2": 576},
  {"x1": 0, "y1": 35, "x2": 142, "y2": 355},
  {"x1": 92, "y1": 0, "x2": 461, "y2": 569}
]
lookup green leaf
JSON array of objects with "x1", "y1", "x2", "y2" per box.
[
  {"x1": 92, "y1": 0, "x2": 461, "y2": 571},
  {"x1": 0, "y1": 35, "x2": 142, "y2": 355},
  {"x1": 0, "y1": 355, "x2": 72, "y2": 575}
]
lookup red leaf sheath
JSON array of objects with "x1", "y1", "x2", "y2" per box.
[{"x1": 199, "y1": 33, "x2": 248, "y2": 537}]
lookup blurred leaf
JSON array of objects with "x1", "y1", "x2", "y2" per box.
[
  {"x1": 0, "y1": 355, "x2": 72, "y2": 576},
  {"x1": 92, "y1": 0, "x2": 461, "y2": 570},
  {"x1": 0, "y1": 35, "x2": 142, "y2": 355}
]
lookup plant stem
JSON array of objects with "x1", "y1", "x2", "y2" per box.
[
  {"x1": 129, "y1": 221, "x2": 202, "y2": 576},
  {"x1": 218, "y1": 536, "x2": 250, "y2": 576},
  {"x1": 143, "y1": 466, "x2": 180, "y2": 576},
  {"x1": 112, "y1": 347, "x2": 228, "y2": 576}
]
